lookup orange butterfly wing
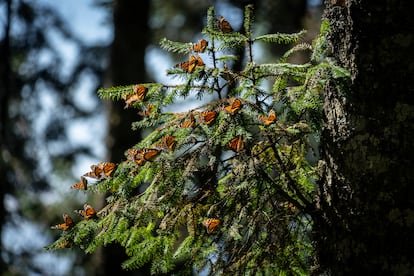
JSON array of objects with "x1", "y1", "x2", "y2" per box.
[
  {"x1": 192, "y1": 39, "x2": 208, "y2": 53},
  {"x1": 127, "y1": 148, "x2": 146, "y2": 166},
  {"x1": 188, "y1": 55, "x2": 204, "y2": 73},
  {"x1": 218, "y1": 16, "x2": 233, "y2": 33},
  {"x1": 188, "y1": 55, "x2": 197, "y2": 73},
  {"x1": 202, "y1": 218, "x2": 221, "y2": 234},
  {"x1": 134, "y1": 158, "x2": 146, "y2": 166},
  {"x1": 228, "y1": 136, "x2": 244, "y2": 152},
  {"x1": 175, "y1": 61, "x2": 190, "y2": 71},
  {"x1": 51, "y1": 214, "x2": 74, "y2": 231},
  {"x1": 84, "y1": 204, "x2": 97, "y2": 219},
  {"x1": 195, "y1": 55, "x2": 204, "y2": 67},
  {"x1": 124, "y1": 85, "x2": 147, "y2": 108},
  {"x1": 143, "y1": 148, "x2": 160, "y2": 161},
  {"x1": 51, "y1": 223, "x2": 67, "y2": 230},
  {"x1": 260, "y1": 109, "x2": 277, "y2": 125},
  {"x1": 99, "y1": 162, "x2": 116, "y2": 178},
  {"x1": 132, "y1": 85, "x2": 147, "y2": 100},
  {"x1": 175, "y1": 56, "x2": 204, "y2": 73},
  {"x1": 164, "y1": 135, "x2": 176, "y2": 151},
  {"x1": 70, "y1": 176, "x2": 88, "y2": 190},
  {"x1": 138, "y1": 104, "x2": 155, "y2": 117},
  {"x1": 83, "y1": 164, "x2": 103, "y2": 179},
  {"x1": 124, "y1": 94, "x2": 141, "y2": 109},
  {"x1": 127, "y1": 148, "x2": 159, "y2": 164},
  {"x1": 158, "y1": 135, "x2": 176, "y2": 151},
  {"x1": 127, "y1": 148, "x2": 140, "y2": 160},
  {"x1": 57, "y1": 240, "x2": 72, "y2": 248},
  {"x1": 83, "y1": 162, "x2": 115, "y2": 179},
  {"x1": 224, "y1": 98, "x2": 242, "y2": 115},
  {"x1": 180, "y1": 112, "x2": 195, "y2": 128},
  {"x1": 201, "y1": 111, "x2": 217, "y2": 125},
  {"x1": 76, "y1": 204, "x2": 96, "y2": 220},
  {"x1": 64, "y1": 214, "x2": 74, "y2": 226}
]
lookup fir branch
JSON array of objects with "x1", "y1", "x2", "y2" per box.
[
  {"x1": 206, "y1": 6, "x2": 216, "y2": 31},
  {"x1": 311, "y1": 19, "x2": 330, "y2": 62},
  {"x1": 243, "y1": 4, "x2": 254, "y2": 38},
  {"x1": 254, "y1": 63, "x2": 311, "y2": 79},
  {"x1": 280, "y1": 42, "x2": 313, "y2": 62},
  {"x1": 98, "y1": 85, "x2": 134, "y2": 100},
  {"x1": 204, "y1": 30, "x2": 247, "y2": 51},
  {"x1": 159, "y1": 37, "x2": 193, "y2": 54},
  {"x1": 254, "y1": 30, "x2": 306, "y2": 44}
]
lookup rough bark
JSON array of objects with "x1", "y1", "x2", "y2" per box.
[{"x1": 315, "y1": 0, "x2": 414, "y2": 274}]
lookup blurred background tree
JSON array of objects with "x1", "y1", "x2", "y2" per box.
[
  {"x1": 0, "y1": 0, "x2": 109, "y2": 274},
  {"x1": 0, "y1": 0, "x2": 320, "y2": 274}
]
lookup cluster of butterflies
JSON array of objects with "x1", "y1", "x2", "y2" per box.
[
  {"x1": 51, "y1": 16, "x2": 280, "y2": 245},
  {"x1": 51, "y1": 164, "x2": 115, "y2": 212},
  {"x1": 121, "y1": 84, "x2": 277, "y2": 155},
  {"x1": 50, "y1": 162, "x2": 117, "y2": 247},
  {"x1": 50, "y1": 203, "x2": 98, "y2": 248},
  {"x1": 174, "y1": 15, "x2": 232, "y2": 73},
  {"x1": 127, "y1": 135, "x2": 176, "y2": 166},
  {"x1": 177, "y1": 99, "x2": 276, "y2": 152},
  {"x1": 68, "y1": 162, "x2": 117, "y2": 191},
  {"x1": 174, "y1": 37, "x2": 208, "y2": 73},
  {"x1": 50, "y1": 203, "x2": 97, "y2": 248},
  {"x1": 178, "y1": 98, "x2": 246, "y2": 152}
]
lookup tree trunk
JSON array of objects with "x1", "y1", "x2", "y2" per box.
[
  {"x1": 99, "y1": 1, "x2": 150, "y2": 275},
  {"x1": 104, "y1": 0, "x2": 150, "y2": 161},
  {"x1": 0, "y1": 0, "x2": 13, "y2": 272},
  {"x1": 315, "y1": 0, "x2": 414, "y2": 274}
]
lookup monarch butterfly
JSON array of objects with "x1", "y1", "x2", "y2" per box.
[
  {"x1": 158, "y1": 136, "x2": 176, "y2": 151},
  {"x1": 84, "y1": 162, "x2": 116, "y2": 179},
  {"x1": 123, "y1": 85, "x2": 147, "y2": 108},
  {"x1": 201, "y1": 111, "x2": 217, "y2": 125},
  {"x1": 179, "y1": 112, "x2": 196, "y2": 128},
  {"x1": 260, "y1": 109, "x2": 277, "y2": 125},
  {"x1": 142, "y1": 148, "x2": 160, "y2": 161},
  {"x1": 138, "y1": 104, "x2": 155, "y2": 117},
  {"x1": 127, "y1": 148, "x2": 145, "y2": 166},
  {"x1": 127, "y1": 148, "x2": 142, "y2": 160},
  {"x1": 127, "y1": 148, "x2": 159, "y2": 165},
  {"x1": 224, "y1": 98, "x2": 242, "y2": 115},
  {"x1": 217, "y1": 16, "x2": 233, "y2": 33},
  {"x1": 83, "y1": 164, "x2": 103, "y2": 179},
  {"x1": 70, "y1": 176, "x2": 88, "y2": 190},
  {"x1": 188, "y1": 55, "x2": 204, "y2": 73},
  {"x1": 75, "y1": 203, "x2": 97, "y2": 220},
  {"x1": 175, "y1": 60, "x2": 190, "y2": 72},
  {"x1": 57, "y1": 240, "x2": 72, "y2": 249},
  {"x1": 51, "y1": 214, "x2": 74, "y2": 231},
  {"x1": 192, "y1": 39, "x2": 208, "y2": 53},
  {"x1": 133, "y1": 84, "x2": 147, "y2": 99},
  {"x1": 175, "y1": 55, "x2": 204, "y2": 73},
  {"x1": 202, "y1": 218, "x2": 221, "y2": 234},
  {"x1": 100, "y1": 162, "x2": 116, "y2": 178},
  {"x1": 228, "y1": 136, "x2": 244, "y2": 152}
]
